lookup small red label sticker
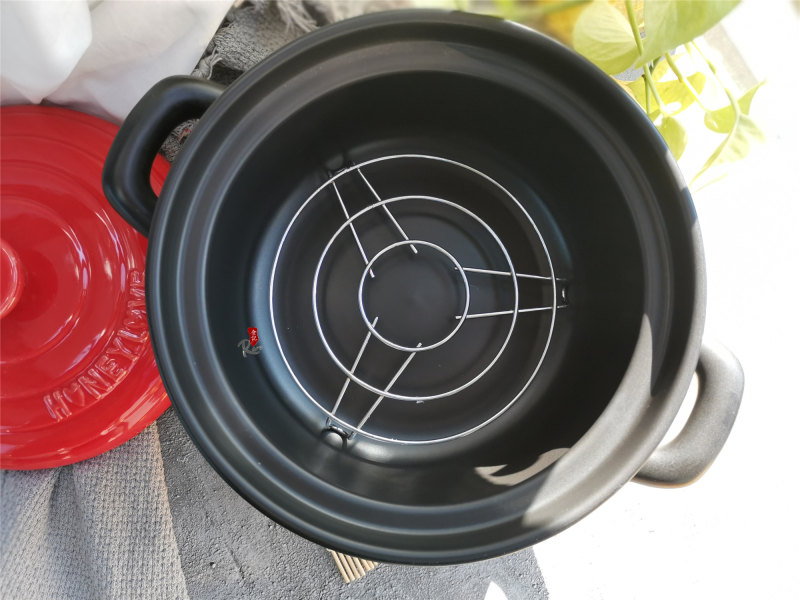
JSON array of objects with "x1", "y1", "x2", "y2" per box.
[{"x1": 248, "y1": 327, "x2": 259, "y2": 347}]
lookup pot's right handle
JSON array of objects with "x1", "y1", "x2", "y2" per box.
[
  {"x1": 102, "y1": 76, "x2": 224, "y2": 237},
  {"x1": 633, "y1": 340, "x2": 744, "y2": 487}
]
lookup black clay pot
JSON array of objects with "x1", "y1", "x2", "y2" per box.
[{"x1": 103, "y1": 10, "x2": 743, "y2": 564}]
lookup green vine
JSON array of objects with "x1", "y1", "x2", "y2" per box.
[{"x1": 625, "y1": 1, "x2": 668, "y2": 115}]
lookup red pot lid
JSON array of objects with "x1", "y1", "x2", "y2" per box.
[{"x1": 0, "y1": 106, "x2": 170, "y2": 469}]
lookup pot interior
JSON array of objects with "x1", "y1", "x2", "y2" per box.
[{"x1": 199, "y1": 70, "x2": 646, "y2": 506}]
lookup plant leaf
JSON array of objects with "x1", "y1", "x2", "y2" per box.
[
  {"x1": 492, "y1": 0, "x2": 518, "y2": 19},
  {"x1": 622, "y1": 77, "x2": 648, "y2": 107},
  {"x1": 692, "y1": 113, "x2": 765, "y2": 186},
  {"x1": 529, "y1": 0, "x2": 594, "y2": 44},
  {"x1": 637, "y1": 0, "x2": 740, "y2": 66},
  {"x1": 657, "y1": 72, "x2": 705, "y2": 114},
  {"x1": 656, "y1": 116, "x2": 688, "y2": 159},
  {"x1": 622, "y1": 70, "x2": 705, "y2": 119},
  {"x1": 621, "y1": 77, "x2": 659, "y2": 118},
  {"x1": 704, "y1": 81, "x2": 764, "y2": 133},
  {"x1": 573, "y1": 0, "x2": 638, "y2": 74},
  {"x1": 649, "y1": 58, "x2": 669, "y2": 81}
]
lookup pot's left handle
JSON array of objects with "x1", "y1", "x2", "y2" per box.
[{"x1": 103, "y1": 76, "x2": 224, "y2": 237}]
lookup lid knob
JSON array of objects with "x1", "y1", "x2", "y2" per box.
[{"x1": 0, "y1": 238, "x2": 24, "y2": 319}]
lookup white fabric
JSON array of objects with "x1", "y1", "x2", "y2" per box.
[{"x1": 0, "y1": 0, "x2": 231, "y2": 122}]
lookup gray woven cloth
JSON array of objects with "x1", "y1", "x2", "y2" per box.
[
  {"x1": 1, "y1": 407, "x2": 547, "y2": 600},
  {"x1": 0, "y1": 424, "x2": 188, "y2": 600},
  {"x1": 1, "y1": 3, "x2": 548, "y2": 598}
]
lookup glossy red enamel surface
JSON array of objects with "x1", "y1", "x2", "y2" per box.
[
  {"x1": 0, "y1": 106, "x2": 170, "y2": 469},
  {"x1": 0, "y1": 239, "x2": 25, "y2": 319}
]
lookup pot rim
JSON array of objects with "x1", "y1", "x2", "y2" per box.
[{"x1": 145, "y1": 10, "x2": 705, "y2": 563}]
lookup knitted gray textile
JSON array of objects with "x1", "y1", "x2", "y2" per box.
[
  {"x1": 0, "y1": 424, "x2": 188, "y2": 600},
  {"x1": 1, "y1": 3, "x2": 547, "y2": 598}
]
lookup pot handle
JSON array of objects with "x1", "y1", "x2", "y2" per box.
[
  {"x1": 102, "y1": 76, "x2": 224, "y2": 236},
  {"x1": 633, "y1": 340, "x2": 744, "y2": 487}
]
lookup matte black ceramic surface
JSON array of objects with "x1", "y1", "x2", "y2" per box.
[{"x1": 103, "y1": 10, "x2": 743, "y2": 564}]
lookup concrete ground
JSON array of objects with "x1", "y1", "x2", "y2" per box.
[{"x1": 534, "y1": 2, "x2": 800, "y2": 598}]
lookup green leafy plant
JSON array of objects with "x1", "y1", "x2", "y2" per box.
[
  {"x1": 572, "y1": 0, "x2": 764, "y2": 187},
  {"x1": 448, "y1": 0, "x2": 765, "y2": 189}
]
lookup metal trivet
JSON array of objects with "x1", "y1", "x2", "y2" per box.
[{"x1": 270, "y1": 155, "x2": 567, "y2": 444}]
